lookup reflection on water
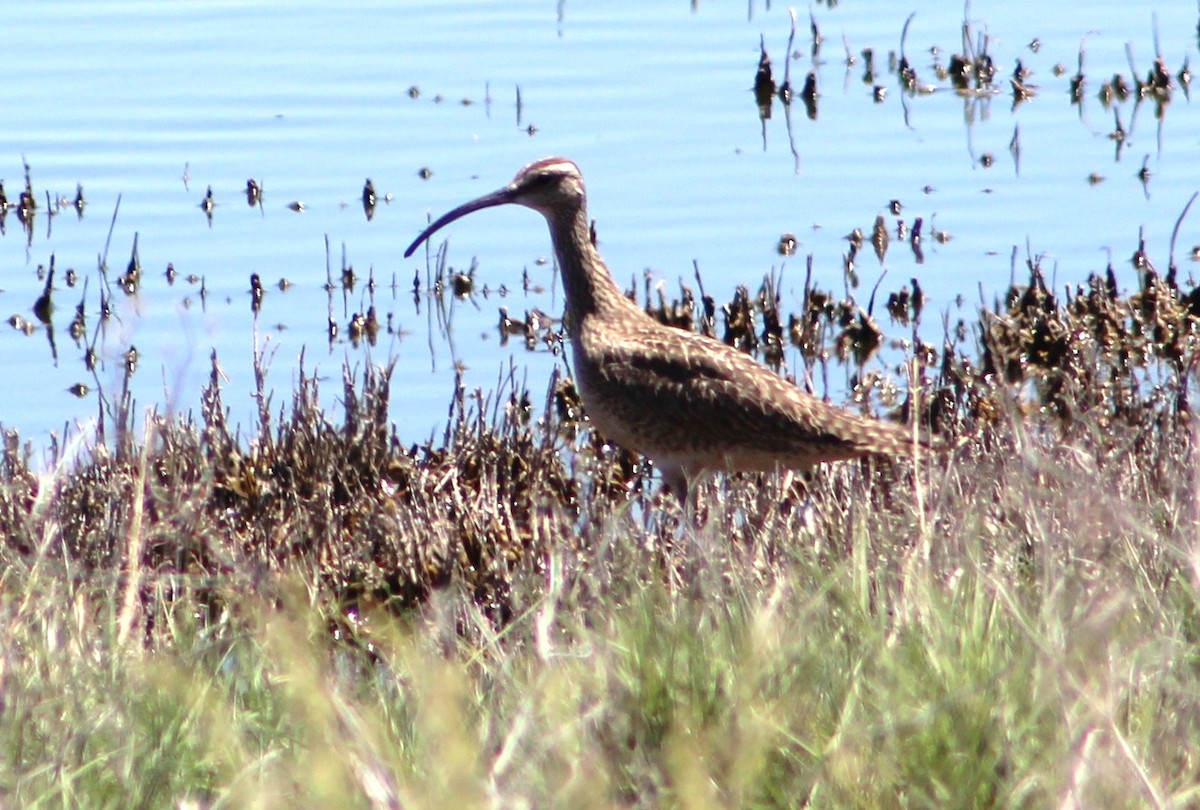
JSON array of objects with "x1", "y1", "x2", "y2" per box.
[{"x1": 2, "y1": 1, "x2": 1199, "y2": 457}]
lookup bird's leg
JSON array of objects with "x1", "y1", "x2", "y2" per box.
[
  {"x1": 657, "y1": 461, "x2": 721, "y2": 532},
  {"x1": 657, "y1": 461, "x2": 690, "y2": 503}
]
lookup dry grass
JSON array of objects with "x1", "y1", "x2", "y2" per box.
[{"x1": 0, "y1": 256, "x2": 1197, "y2": 807}]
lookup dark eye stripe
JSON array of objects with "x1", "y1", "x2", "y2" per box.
[{"x1": 523, "y1": 172, "x2": 557, "y2": 188}]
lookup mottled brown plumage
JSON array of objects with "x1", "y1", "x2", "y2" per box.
[{"x1": 405, "y1": 157, "x2": 934, "y2": 495}]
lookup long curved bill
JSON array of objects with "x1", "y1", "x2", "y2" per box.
[{"x1": 403, "y1": 185, "x2": 518, "y2": 258}]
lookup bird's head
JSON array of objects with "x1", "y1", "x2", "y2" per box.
[{"x1": 404, "y1": 157, "x2": 586, "y2": 258}]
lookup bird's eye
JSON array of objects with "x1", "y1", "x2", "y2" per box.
[{"x1": 523, "y1": 172, "x2": 557, "y2": 189}]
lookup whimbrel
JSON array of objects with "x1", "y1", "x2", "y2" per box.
[{"x1": 404, "y1": 157, "x2": 936, "y2": 496}]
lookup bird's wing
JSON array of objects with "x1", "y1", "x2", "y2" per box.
[{"x1": 578, "y1": 321, "x2": 902, "y2": 463}]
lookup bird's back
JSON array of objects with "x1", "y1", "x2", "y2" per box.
[{"x1": 573, "y1": 313, "x2": 931, "y2": 477}]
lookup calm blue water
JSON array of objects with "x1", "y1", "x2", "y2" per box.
[{"x1": 3, "y1": 1, "x2": 1199, "y2": 459}]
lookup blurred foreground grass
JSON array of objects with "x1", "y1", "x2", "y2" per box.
[{"x1": 0, "y1": 258, "x2": 1198, "y2": 807}]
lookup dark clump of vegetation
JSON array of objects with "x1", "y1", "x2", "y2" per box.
[
  {"x1": 0, "y1": 352, "x2": 591, "y2": 627},
  {"x1": 2, "y1": 244, "x2": 1193, "y2": 621},
  {"x1": 0, "y1": 244, "x2": 1197, "y2": 806}
]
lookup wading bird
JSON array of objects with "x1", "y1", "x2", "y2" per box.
[{"x1": 404, "y1": 157, "x2": 936, "y2": 496}]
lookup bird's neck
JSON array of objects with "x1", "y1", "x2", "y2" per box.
[{"x1": 543, "y1": 204, "x2": 636, "y2": 330}]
